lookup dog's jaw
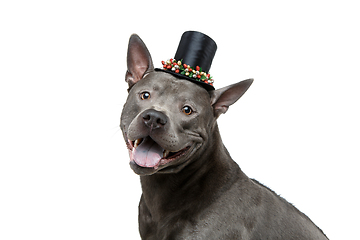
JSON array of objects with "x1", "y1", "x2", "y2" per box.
[{"x1": 126, "y1": 135, "x2": 198, "y2": 175}]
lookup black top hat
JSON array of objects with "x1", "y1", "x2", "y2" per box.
[{"x1": 155, "y1": 31, "x2": 217, "y2": 91}]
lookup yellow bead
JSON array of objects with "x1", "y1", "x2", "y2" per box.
[{"x1": 185, "y1": 72, "x2": 189, "y2": 76}]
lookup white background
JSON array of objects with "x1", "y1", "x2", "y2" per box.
[{"x1": 1, "y1": 0, "x2": 359, "y2": 239}]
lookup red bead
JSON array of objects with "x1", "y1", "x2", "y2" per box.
[
  {"x1": 207, "y1": 74, "x2": 210, "y2": 78},
  {"x1": 175, "y1": 69, "x2": 180, "y2": 73},
  {"x1": 170, "y1": 58, "x2": 173, "y2": 62},
  {"x1": 161, "y1": 61, "x2": 165, "y2": 65},
  {"x1": 167, "y1": 65, "x2": 171, "y2": 69},
  {"x1": 197, "y1": 75, "x2": 201, "y2": 79},
  {"x1": 163, "y1": 65, "x2": 167, "y2": 69},
  {"x1": 196, "y1": 66, "x2": 200, "y2": 71},
  {"x1": 183, "y1": 64, "x2": 187, "y2": 68},
  {"x1": 205, "y1": 80, "x2": 208, "y2": 84}
]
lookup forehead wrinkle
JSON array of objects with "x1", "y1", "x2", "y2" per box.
[{"x1": 154, "y1": 79, "x2": 180, "y2": 97}]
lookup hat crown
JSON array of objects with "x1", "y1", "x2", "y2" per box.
[{"x1": 174, "y1": 31, "x2": 217, "y2": 73}]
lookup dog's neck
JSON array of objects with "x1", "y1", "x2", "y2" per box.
[{"x1": 139, "y1": 124, "x2": 248, "y2": 221}]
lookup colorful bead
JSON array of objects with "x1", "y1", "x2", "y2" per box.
[{"x1": 161, "y1": 58, "x2": 214, "y2": 87}]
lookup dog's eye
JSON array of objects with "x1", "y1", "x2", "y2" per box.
[
  {"x1": 140, "y1": 92, "x2": 151, "y2": 100},
  {"x1": 182, "y1": 106, "x2": 193, "y2": 115}
]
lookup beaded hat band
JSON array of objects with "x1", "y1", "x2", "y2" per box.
[{"x1": 161, "y1": 58, "x2": 214, "y2": 87}]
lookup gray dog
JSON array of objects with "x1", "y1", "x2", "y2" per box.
[{"x1": 120, "y1": 32, "x2": 328, "y2": 240}]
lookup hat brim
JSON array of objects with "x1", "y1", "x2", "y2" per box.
[{"x1": 154, "y1": 68, "x2": 215, "y2": 91}]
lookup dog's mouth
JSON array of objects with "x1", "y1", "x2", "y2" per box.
[{"x1": 127, "y1": 136, "x2": 191, "y2": 169}]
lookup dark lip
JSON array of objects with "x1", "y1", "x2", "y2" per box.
[
  {"x1": 124, "y1": 131, "x2": 200, "y2": 175},
  {"x1": 158, "y1": 146, "x2": 191, "y2": 165},
  {"x1": 127, "y1": 139, "x2": 195, "y2": 175},
  {"x1": 127, "y1": 135, "x2": 191, "y2": 161}
]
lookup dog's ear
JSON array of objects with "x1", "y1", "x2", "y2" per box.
[
  {"x1": 125, "y1": 34, "x2": 154, "y2": 90},
  {"x1": 210, "y1": 79, "x2": 253, "y2": 118}
]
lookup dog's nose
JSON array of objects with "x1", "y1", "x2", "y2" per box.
[{"x1": 142, "y1": 109, "x2": 168, "y2": 129}]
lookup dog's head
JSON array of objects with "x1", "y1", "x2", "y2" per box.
[{"x1": 121, "y1": 34, "x2": 253, "y2": 175}]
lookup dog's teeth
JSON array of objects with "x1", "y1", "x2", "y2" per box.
[
  {"x1": 163, "y1": 150, "x2": 170, "y2": 158},
  {"x1": 134, "y1": 139, "x2": 142, "y2": 148}
]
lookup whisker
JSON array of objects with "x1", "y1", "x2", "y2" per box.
[
  {"x1": 111, "y1": 124, "x2": 121, "y2": 130},
  {"x1": 111, "y1": 128, "x2": 121, "y2": 138}
]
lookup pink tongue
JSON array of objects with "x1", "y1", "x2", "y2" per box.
[{"x1": 133, "y1": 137, "x2": 164, "y2": 168}]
